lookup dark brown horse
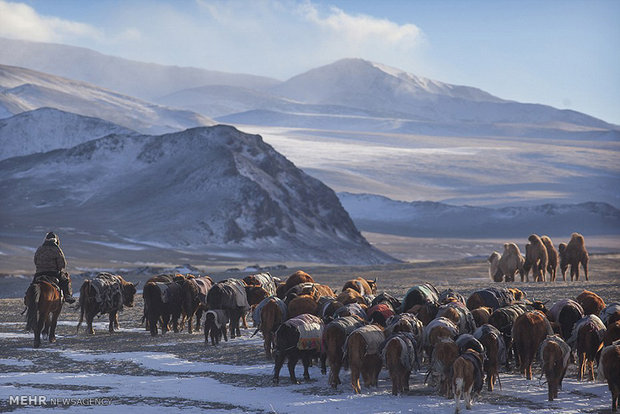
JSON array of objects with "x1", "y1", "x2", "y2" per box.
[{"x1": 24, "y1": 279, "x2": 63, "y2": 348}]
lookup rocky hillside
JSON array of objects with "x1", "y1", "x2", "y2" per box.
[{"x1": 0, "y1": 125, "x2": 395, "y2": 264}]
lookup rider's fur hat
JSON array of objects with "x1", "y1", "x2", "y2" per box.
[{"x1": 45, "y1": 232, "x2": 58, "y2": 242}]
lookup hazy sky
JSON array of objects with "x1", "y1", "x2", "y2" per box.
[{"x1": 1, "y1": 0, "x2": 619, "y2": 124}]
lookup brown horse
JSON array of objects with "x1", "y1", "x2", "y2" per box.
[{"x1": 25, "y1": 280, "x2": 63, "y2": 348}]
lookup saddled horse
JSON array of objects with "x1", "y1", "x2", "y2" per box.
[{"x1": 24, "y1": 276, "x2": 65, "y2": 348}]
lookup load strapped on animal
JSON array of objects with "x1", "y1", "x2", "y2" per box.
[
  {"x1": 344, "y1": 324, "x2": 386, "y2": 393},
  {"x1": 273, "y1": 313, "x2": 324, "y2": 384},
  {"x1": 77, "y1": 272, "x2": 137, "y2": 334}
]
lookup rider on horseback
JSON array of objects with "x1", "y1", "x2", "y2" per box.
[{"x1": 33, "y1": 232, "x2": 75, "y2": 304}]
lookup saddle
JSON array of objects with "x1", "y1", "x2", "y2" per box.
[
  {"x1": 32, "y1": 274, "x2": 62, "y2": 296},
  {"x1": 346, "y1": 324, "x2": 385, "y2": 356}
]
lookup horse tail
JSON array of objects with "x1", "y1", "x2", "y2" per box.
[
  {"x1": 25, "y1": 283, "x2": 41, "y2": 331},
  {"x1": 76, "y1": 280, "x2": 90, "y2": 333}
]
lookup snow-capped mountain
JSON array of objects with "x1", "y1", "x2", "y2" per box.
[
  {"x1": 0, "y1": 108, "x2": 134, "y2": 161},
  {"x1": 0, "y1": 37, "x2": 278, "y2": 101},
  {"x1": 0, "y1": 64, "x2": 215, "y2": 134},
  {"x1": 0, "y1": 125, "x2": 395, "y2": 264},
  {"x1": 338, "y1": 192, "x2": 620, "y2": 238},
  {"x1": 263, "y1": 58, "x2": 615, "y2": 132}
]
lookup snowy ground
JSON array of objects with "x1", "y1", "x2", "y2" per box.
[
  {"x1": 0, "y1": 326, "x2": 613, "y2": 414},
  {"x1": 2, "y1": 257, "x2": 618, "y2": 413}
]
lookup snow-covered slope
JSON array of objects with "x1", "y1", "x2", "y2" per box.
[
  {"x1": 269, "y1": 58, "x2": 615, "y2": 130},
  {"x1": 338, "y1": 192, "x2": 620, "y2": 238},
  {"x1": 0, "y1": 64, "x2": 215, "y2": 134},
  {"x1": 0, "y1": 125, "x2": 395, "y2": 264},
  {"x1": 0, "y1": 37, "x2": 279, "y2": 100},
  {"x1": 0, "y1": 108, "x2": 134, "y2": 161}
]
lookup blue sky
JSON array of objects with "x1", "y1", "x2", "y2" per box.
[{"x1": 1, "y1": 0, "x2": 619, "y2": 124}]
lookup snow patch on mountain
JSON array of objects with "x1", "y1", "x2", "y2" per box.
[
  {"x1": 0, "y1": 108, "x2": 134, "y2": 161},
  {"x1": 0, "y1": 126, "x2": 395, "y2": 264}
]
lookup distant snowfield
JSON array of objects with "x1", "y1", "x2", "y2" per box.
[
  {"x1": 0, "y1": 344, "x2": 611, "y2": 413},
  {"x1": 236, "y1": 125, "x2": 620, "y2": 208}
]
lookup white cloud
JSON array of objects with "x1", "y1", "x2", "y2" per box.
[
  {"x1": 0, "y1": 0, "x2": 101, "y2": 42},
  {"x1": 299, "y1": 3, "x2": 422, "y2": 45}
]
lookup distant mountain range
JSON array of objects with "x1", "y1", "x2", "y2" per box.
[
  {"x1": 1, "y1": 37, "x2": 617, "y2": 141},
  {"x1": 338, "y1": 192, "x2": 620, "y2": 238},
  {"x1": 0, "y1": 116, "x2": 395, "y2": 264},
  {"x1": 0, "y1": 64, "x2": 214, "y2": 134},
  {"x1": 0, "y1": 37, "x2": 278, "y2": 101}
]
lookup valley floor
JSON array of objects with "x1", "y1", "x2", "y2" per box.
[{"x1": 1, "y1": 256, "x2": 619, "y2": 413}]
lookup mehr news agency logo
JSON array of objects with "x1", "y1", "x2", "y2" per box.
[{"x1": 9, "y1": 395, "x2": 112, "y2": 407}]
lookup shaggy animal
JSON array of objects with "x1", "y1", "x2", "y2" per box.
[
  {"x1": 497, "y1": 243, "x2": 525, "y2": 282},
  {"x1": 283, "y1": 283, "x2": 335, "y2": 304},
  {"x1": 366, "y1": 303, "x2": 395, "y2": 327},
  {"x1": 178, "y1": 275, "x2": 213, "y2": 334},
  {"x1": 598, "y1": 343, "x2": 620, "y2": 411},
  {"x1": 474, "y1": 324, "x2": 506, "y2": 391},
  {"x1": 456, "y1": 334, "x2": 485, "y2": 355},
  {"x1": 252, "y1": 296, "x2": 287, "y2": 359},
  {"x1": 273, "y1": 314, "x2": 323, "y2": 384},
  {"x1": 345, "y1": 324, "x2": 385, "y2": 393},
  {"x1": 142, "y1": 279, "x2": 183, "y2": 336},
  {"x1": 568, "y1": 315, "x2": 606, "y2": 381},
  {"x1": 336, "y1": 288, "x2": 366, "y2": 306},
  {"x1": 471, "y1": 307, "x2": 493, "y2": 328},
  {"x1": 576, "y1": 290, "x2": 606, "y2": 316},
  {"x1": 204, "y1": 309, "x2": 229, "y2": 346},
  {"x1": 488, "y1": 251, "x2": 502, "y2": 282},
  {"x1": 206, "y1": 278, "x2": 250, "y2": 339},
  {"x1": 316, "y1": 297, "x2": 344, "y2": 323},
  {"x1": 408, "y1": 302, "x2": 439, "y2": 326},
  {"x1": 277, "y1": 270, "x2": 315, "y2": 298},
  {"x1": 382, "y1": 332, "x2": 418, "y2": 395},
  {"x1": 321, "y1": 316, "x2": 365, "y2": 388},
  {"x1": 601, "y1": 303, "x2": 620, "y2": 326},
  {"x1": 77, "y1": 273, "x2": 137, "y2": 334},
  {"x1": 437, "y1": 301, "x2": 476, "y2": 335},
  {"x1": 488, "y1": 304, "x2": 528, "y2": 368},
  {"x1": 512, "y1": 310, "x2": 554, "y2": 379},
  {"x1": 371, "y1": 292, "x2": 402, "y2": 312},
  {"x1": 243, "y1": 272, "x2": 278, "y2": 296},
  {"x1": 342, "y1": 277, "x2": 377, "y2": 296},
  {"x1": 452, "y1": 350, "x2": 484, "y2": 413},
  {"x1": 24, "y1": 278, "x2": 63, "y2": 348},
  {"x1": 438, "y1": 288, "x2": 466, "y2": 305},
  {"x1": 466, "y1": 287, "x2": 516, "y2": 311},
  {"x1": 401, "y1": 283, "x2": 439, "y2": 313},
  {"x1": 541, "y1": 236, "x2": 559, "y2": 281},
  {"x1": 549, "y1": 299, "x2": 585, "y2": 340},
  {"x1": 332, "y1": 303, "x2": 367, "y2": 321},
  {"x1": 559, "y1": 233, "x2": 589, "y2": 281},
  {"x1": 523, "y1": 234, "x2": 548, "y2": 282},
  {"x1": 286, "y1": 295, "x2": 318, "y2": 320},
  {"x1": 429, "y1": 338, "x2": 459, "y2": 397},
  {"x1": 423, "y1": 317, "x2": 459, "y2": 357},
  {"x1": 605, "y1": 321, "x2": 620, "y2": 346},
  {"x1": 141, "y1": 273, "x2": 175, "y2": 330},
  {"x1": 385, "y1": 313, "x2": 424, "y2": 341},
  {"x1": 539, "y1": 335, "x2": 571, "y2": 401}
]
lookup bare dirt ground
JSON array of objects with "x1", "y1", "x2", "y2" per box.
[{"x1": 0, "y1": 254, "x2": 618, "y2": 412}]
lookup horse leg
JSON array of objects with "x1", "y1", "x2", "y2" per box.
[
  {"x1": 33, "y1": 309, "x2": 44, "y2": 348},
  {"x1": 288, "y1": 354, "x2": 299, "y2": 384},
  {"x1": 301, "y1": 353, "x2": 311, "y2": 381},
  {"x1": 48, "y1": 309, "x2": 60, "y2": 343},
  {"x1": 109, "y1": 311, "x2": 117, "y2": 333}
]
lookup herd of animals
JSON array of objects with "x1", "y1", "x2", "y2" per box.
[
  {"x1": 20, "y1": 232, "x2": 620, "y2": 413},
  {"x1": 488, "y1": 232, "x2": 590, "y2": 282}
]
